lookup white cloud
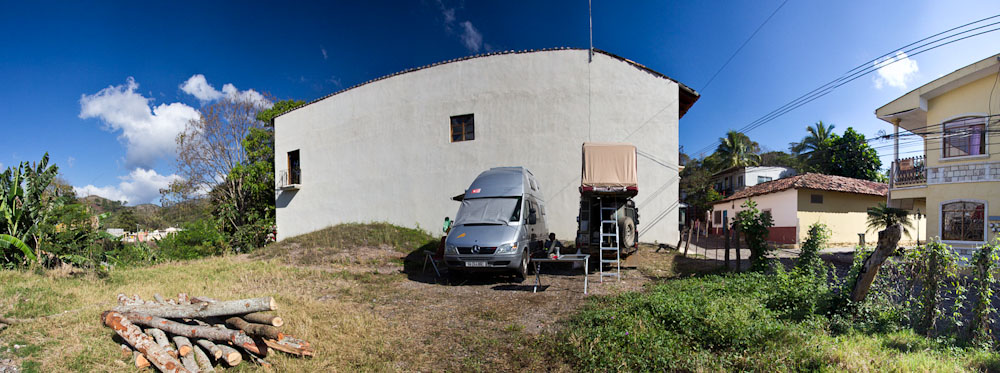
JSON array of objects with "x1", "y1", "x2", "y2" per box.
[
  {"x1": 442, "y1": 8, "x2": 455, "y2": 24},
  {"x1": 873, "y1": 51, "x2": 919, "y2": 90},
  {"x1": 79, "y1": 77, "x2": 200, "y2": 169},
  {"x1": 74, "y1": 168, "x2": 182, "y2": 205},
  {"x1": 180, "y1": 74, "x2": 224, "y2": 102},
  {"x1": 459, "y1": 21, "x2": 483, "y2": 52},
  {"x1": 321, "y1": 46, "x2": 328, "y2": 60}
]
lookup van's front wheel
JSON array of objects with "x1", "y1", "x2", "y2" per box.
[{"x1": 515, "y1": 250, "x2": 529, "y2": 282}]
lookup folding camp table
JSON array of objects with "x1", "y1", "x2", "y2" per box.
[{"x1": 531, "y1": 254, "x2": 590, "y2": 294}]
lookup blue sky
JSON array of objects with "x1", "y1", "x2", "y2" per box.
[{"x1": 1, "y1": 1, "x2": 998, "y2": 205}]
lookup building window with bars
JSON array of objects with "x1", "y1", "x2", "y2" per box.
[
  {"x1": 941, "y1": 200, "x2": 985, "y2": 242},
  {"x1": 943, "y1": 116, "x2": 986, "y2": 158},
  {"x1": 450, "y1": 114, "x2": 475, "y2": 142}
]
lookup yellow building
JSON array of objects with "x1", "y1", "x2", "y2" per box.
[
  {"x1": 711, "y1": 173, "x2": 926, "y2": 247},
  {"x1": 876, "y1": 53, "x2": 1000, "y2": 255}
]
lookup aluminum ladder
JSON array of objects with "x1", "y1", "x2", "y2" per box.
[{"x1": 598, "y1": 198, "x2": 621, "y2": 282}]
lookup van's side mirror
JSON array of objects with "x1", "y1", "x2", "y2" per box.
[{"x1": 528, "y1": 213, "x2": 537, "y2": 225}]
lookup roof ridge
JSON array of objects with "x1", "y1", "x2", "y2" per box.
[{"x1": 273, "y1": 47, "x2": 698, "y2": 121}]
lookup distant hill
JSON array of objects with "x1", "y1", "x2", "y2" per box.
[{"x1": 77, "y1": 195, "x2": 208, "y2": 230}]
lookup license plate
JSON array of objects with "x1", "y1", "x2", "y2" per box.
[{"x1": 465, "y1": 261, "x2": 488, "y2": 267}]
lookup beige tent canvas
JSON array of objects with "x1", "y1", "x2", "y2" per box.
[{"x1": 581, "y1": 142, "x2": 638, "y2": 188}]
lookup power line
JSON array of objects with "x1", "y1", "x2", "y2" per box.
[
  {"x1": 700, "y1": 0, "x2": 790, "y2": 93},
  {"x1": 689, "y1": 14, "x2": 1000, "y2": 157}
]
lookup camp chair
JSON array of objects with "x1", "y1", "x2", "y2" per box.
[{"x1": 423, "y1": 237, "x2": 447, "y2": 277}]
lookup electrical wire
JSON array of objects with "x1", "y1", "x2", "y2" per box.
[
  {"x1": 689, "y1": 15, "x2": 1000, "y2": 157},
  {"x1": 700, "y1": 0, "x2": 790, "y2": 93}
]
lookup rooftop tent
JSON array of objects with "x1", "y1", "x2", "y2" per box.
[{"x1": 581, "y1": 142, "x2": 638, "y2": 189}]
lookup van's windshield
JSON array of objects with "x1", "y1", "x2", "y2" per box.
[{"x1": 454, "y1": 197, "x2": 522, "y2": 226}]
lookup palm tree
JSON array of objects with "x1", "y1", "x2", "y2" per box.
[
  {"x1": 715, "y1": 131, "x2": 761, "y2": 169},
  {"x1": 789, "y1": 121, "x2": 836, "y2": 155},
  {"x1": 866, "y1": 203, "x2": 914, "y2": 238}
]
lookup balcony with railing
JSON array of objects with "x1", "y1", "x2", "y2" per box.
[
  {"x1": 892, "y1": 155, "x2": 926, "y2": 187},
  {"x1": 276, "y1": 168, "x2": 301, "y2": 190}
]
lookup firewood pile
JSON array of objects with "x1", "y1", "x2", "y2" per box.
[{"x1": 102, "y1": 293, "x2": 313, "y2": 372}]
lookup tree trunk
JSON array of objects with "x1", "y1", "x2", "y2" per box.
[
  {"x1": 101, "y1": 311, "x2": 189, "y2": 373},
  {"x1": 226, "y1": 317, "x2": 283, "y2": 340},
  {"x1": 849, "y1": 224, "x2": 902, "y2": 303},
  {"x1": 264, "y1": 336, "x2": 314, "y2": 357},
  {"x1": 113, "y1": 297, "x2": 277, "y2": 318},
  {"x1": 193, "y1": 345, "x2": 215, "y2": 373},
  {"x1": 242, "y1": 312, "x2": 283, "y2": 327},
  {"x1": 121, "y1": 312, "x2": 267, "y2": 355}
]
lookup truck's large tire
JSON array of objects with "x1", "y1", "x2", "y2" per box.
[{"x1": 619, "y1": 216, "x2": 636, "y2": 250}]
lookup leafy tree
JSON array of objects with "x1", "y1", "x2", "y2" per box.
[
  {"x1": 715, "y1": 131, "x2": 760, "y2": 169},
  {"x1": 679, "y1": 157, "x2": 722, "y2": 223},
  {"x1": 828, "y1": 127, "x2": 883, "y2": 182},
  {"x1": 759, "y1": 151, "x2": 802, "y2": 171},
  {"x1": 734, "y1": 199, "x2": 774, "y2": 271},
  {"x1": 0, "y1": 153, "x2": 59, "y2": 266},
  {"x1": 866, "y1": 202, "x2": 914, "y2": 238},
  {"x1": 790, "y1": 121, "x2": 836, "y2": 155}
]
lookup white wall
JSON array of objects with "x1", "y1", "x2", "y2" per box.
[
  {"x1": 712, "y1": 188, "x2": 799, "y2": 228},
  {"x1": 744, "y1": 167, "x2": 796, "y2": 188},
  {"x1": 274, "y1": 49, "x2": 684, "y2": 244}
]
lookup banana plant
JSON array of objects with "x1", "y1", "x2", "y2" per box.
[{"x1": 0, "y1": 153, "x2": 58, "y2": 265}]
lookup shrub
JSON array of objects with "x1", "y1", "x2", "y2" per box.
[
  {"x1": 734, "y1": 199, "x2": 774, "y2": 271},
  {"x1": 905, "y1": 240, "x2": 964, "y2": 336},
  {"x1": 969, "y1": 240, "x2": 998, "y2": 345},
  {"x1": 155, "y1": 219, "x2": 228, "y2": 260}
]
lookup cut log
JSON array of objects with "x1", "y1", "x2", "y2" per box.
[
  {"x1": 264, "y1": 336, "x2": 314, "y2": 357},
  {"x1": 134, "y1": 351, "x2": 151, "y2": 369},
  {"x1": 191, "y1": 296, "x2": 217, "y2": 304},
  {"x1": 216, "y1": 344, "x2": 243, "y2": 367},
  {"x1": 146, "y1": 328, "x2": 178, "y2": 358},
  {"x1": 172, "y1": 336, "x2": 193, "y2": 357},
  {"x1": 120, "y1": 343, "x2": 132, "y2": 358},
  {"x1": 242, "y1": 347, "x2": 273, "y2": 370},
  {"x1": 113, "y1": 297, "x2": 277, "y2": 319},
  {"x1": 849, "y1": 224, "x2": 902, "y2": 303},
  {"x1": 192, "y1": 345, "x2": 215, "y2": 373},
  {"x1": 226, "y1": 317, "x2": 283, "y2": 340},
  {"x1": 122, "y1": 312, "x2": 267, "y2": 355},
  {"x1": 177, "y1": 293, "x2": 190, "y2": 305},
  {"x1": 242, "y1": 312, "x2": 283, "y2": 327},
  {"x1": 101, "y1": 311, "x2": 189, "y2": 373},
  {"x1": 179, "y1": 349, "x2": 199, "y2": 372},
  {"x1": 194, "y1": 339, "x2": 223, "y2": 360},
  {"x1": 154, "y1": 293, "x2": 166, "y2": 303}
]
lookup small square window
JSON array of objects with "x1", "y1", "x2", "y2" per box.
[
  {"x1": 758, "y1": 176, "x2": 772, "y2": 184},
  {"x1": 450, "y1": 114, "x2": 474, "y2": 142},
  {"x1": 810, "y1": 194, "x2": 823, "y2": 204}
]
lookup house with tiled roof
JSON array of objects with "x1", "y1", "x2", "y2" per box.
[{"x1": 711, "y1": 173, "x2": 927, "y2": 247}]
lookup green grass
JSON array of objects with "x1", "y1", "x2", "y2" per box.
[
  {"x1": 561, "y1": 271, "x2": 1000, "y2": 372},
  {"x1": 265, "y1": 222, "x2": 438, "y2": 254}
]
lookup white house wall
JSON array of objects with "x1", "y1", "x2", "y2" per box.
[
  {"x1": 713, "y1": 189, "x2": 799, "y2": 230},
  {"x1": 274, "y1": 49, "x2": 683, "y2": 244}
]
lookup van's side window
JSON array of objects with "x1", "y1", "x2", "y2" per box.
[
  {"x1": 528, "y1": 201, "x2": 538, "y2": 224},
  {"x1": 509, "y1": 197, "x2": 522, "y2": 222}
]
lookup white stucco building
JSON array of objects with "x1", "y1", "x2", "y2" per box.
[
  {"x1": 711, "y1": 166, "x2": 797, "y2": 197},
  {"x1": 273, "y1": 48, "x2": 699, "y2": 244}
]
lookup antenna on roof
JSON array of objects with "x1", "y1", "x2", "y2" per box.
[{"x1": 588, "y1": 0, "x2": 593, "y2": 62}]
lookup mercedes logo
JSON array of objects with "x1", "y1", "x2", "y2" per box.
[{"x1": 472, "y1": 245, "x2": 481, "y2": 254}]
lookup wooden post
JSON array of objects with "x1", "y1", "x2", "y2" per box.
[
  {"x1": 722, "y1": 211, "x2": 729, "y2": 267},
  {"x1": 683, "y1": 227, "x2": 692, "y2": 257},
  {"x1": 734, "y1": 226, "x2": 742, "y2": 272}
]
